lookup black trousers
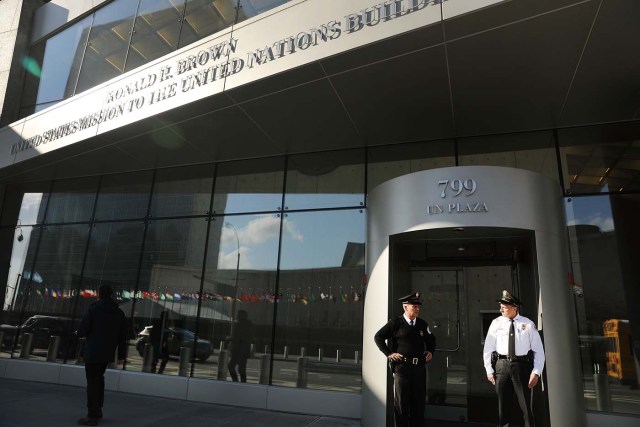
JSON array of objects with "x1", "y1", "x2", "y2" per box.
[
  {"x1": 84, "y1": 362, "x2": 108, "y2": 418},
  {"x1": 495, "y1": 359, "x2": 534, "y2": 427},
  {"x1": 228, "y1": 353, "x2": 248, "y2": 382},
  {"x1": 392, "y1": 363, "x2": 426, "y2": 427}
]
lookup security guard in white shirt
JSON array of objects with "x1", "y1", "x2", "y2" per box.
[{"x1": 483, "y1": 290, "x2": 545, "y2": 427}]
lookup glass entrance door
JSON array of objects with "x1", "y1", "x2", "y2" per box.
[
  {"x1": 388, "y1": 227, "x2": 547, "y2": 426},
  {"x1": 414, "y1": 266, "x2": 511, "y2": 424}
]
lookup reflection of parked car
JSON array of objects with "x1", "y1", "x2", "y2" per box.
[
  {"x1": 135, "y1": 326, "x2": 212, "y2": 361},
  {"x1": 0, "y1": 315, "x2": 80, "y2": 358}
]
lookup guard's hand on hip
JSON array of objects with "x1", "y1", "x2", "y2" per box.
[
  {"x1": 388, "y1": 353, "x2": 403, "y2": 361},
  {"x1": 487, "y1": 373, "x2": 496, "y2": 385},
  {"x1": 424, "y1": 351, "x2": 433, "y2": 362},
  {"x1": 528, "y1": 373, "x2": 539, "y2": 389}
]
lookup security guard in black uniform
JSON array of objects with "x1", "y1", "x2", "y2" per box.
[{"x1": 374, "y1": 292, "x2": 436, "y2": 427}]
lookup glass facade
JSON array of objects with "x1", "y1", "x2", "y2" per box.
[
  {"x1": 560, "y1": 121, "x2": 640, "y2": 416},
  {"x1": 19, "y1": 0, "x2": 292, "y2": 117},
  {"x1": 2, "y1": 127, "x2": 638, "y2": 413},
  {"x1": 0, "y1": 153, "x2": 366, "y2": 394},
  {"x1": 2, "y1": 0, "x2": 639, "y2": 419}
]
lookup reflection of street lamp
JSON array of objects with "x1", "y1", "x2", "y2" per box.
[{"x1": 224, "y1": 222, "x2": 240, "y2": 320}]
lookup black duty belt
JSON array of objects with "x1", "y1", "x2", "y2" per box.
[
  {"x1": 401, "y1": 357, "x2": 425, "y2": 365},
  {"x1": 497, "y1": 354, "x2": 531, "y2": 362}
]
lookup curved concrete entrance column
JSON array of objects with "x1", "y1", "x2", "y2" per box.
[{"x1": 361, "y1": 166, "x2": 585, "y2": 426}]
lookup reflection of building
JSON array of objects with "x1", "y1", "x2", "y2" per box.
[{"x1": 0, "y1": 1, "x2": 640, "y2": 426}]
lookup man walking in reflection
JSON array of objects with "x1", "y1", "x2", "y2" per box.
[
  {"x1": 76, "y1": 284, "x2": 127, "y2": 426},
  {"x1": 483, "y1": 290, "x2": 545, "y2": 427},
  {"x1": 227, "y1": 309, "x2": 253, "y2": 382},
  {"x1": 374, "y1": 292, "x2": 436, "y2": 427}
]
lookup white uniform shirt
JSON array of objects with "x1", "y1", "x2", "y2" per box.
[{"x1": 483, "y1": 314, "x2": 545, "y2": 376}]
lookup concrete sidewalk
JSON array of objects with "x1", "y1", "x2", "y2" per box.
[{"x1": 0, "y1": 378, "x2": 361, "y2": 427}]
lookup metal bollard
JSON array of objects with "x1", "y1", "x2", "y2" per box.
[
  {"x1": 318, "y1": 348, "x2": 323, "y2": 361},
  {"x1": 219, "y1": 341, "x2": 225, "y2": 352},
  {"x1": 0, "y1": 331, "x2": 4, "y2": 350},
  {"x1": 47, "y1": 336, "x2": 61, "y2": 362},
  {"x1": 593, "y1": 364, "x2": 612, "y2": 411},
  {"x1": 178, "y1": 346, "x2": 192, "y2": 377},
  {"x1": 354, "y1": 350, "x2": 360, "y2": 364},
  {"x1": 19, "y1": 333, "x2": 34, "y2": 358},
  {"x1": 336, "y1": 349, "x2": 342, "y2": 363},
  {"x1": 283, "y1": 345, "x2": 289, "y2": 359},
  {"x1": 250, "y1": 343, "x2": 255, "y2": 358},
  {"x1": 296, "y1": 356, "x2": 308, "y2": 388},
  {"x1": 142, "y1": 343, "x2": 154, "y2": 373},
  {"x1": 259, "y1": 354, "x2": 270, "y2": 385},
  {"x1": 217, "y1": 349, "x2": 229, "y2": 380},
  {"x1": 300, "y1": 346, "x2": 306, "y2": 358}
]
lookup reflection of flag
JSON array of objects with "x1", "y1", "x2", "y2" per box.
[
  {"x1": 340, "y1": 292, "x2": 349, "y2": 303},
  {"x1": 240, "y1": 292, "x2": 249, "y2": 302},
  {"x1": 165, "y1": 293, "x2": 173, "y2": 301},
  {"x1": 173, "y1": 293, "x2": 181, "y2": 301},
  {"x1": 300, "y1": 293, "x2": 308, "y2": 305},
  {"x1": 352, "y1": 291, "x2": 361, "y2": 302},
  {"x1": 309, "y1": 292, "x2": 317, "y2": 302}
]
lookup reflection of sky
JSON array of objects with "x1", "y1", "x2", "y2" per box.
[
  {"x1": 36, "y1": 17, "x2": 91, "y2": 104},
  {"x1": 220, "y1": 209, "x2": 365, "y2": 271},
  {"x1": 565, "y1": 196, "x2": 614, "y2": 232}
]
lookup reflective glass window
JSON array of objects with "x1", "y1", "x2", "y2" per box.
[
  {"x1": 237, "y1": 0, "x2": 289, "y2": 23},
  {"x1": 2, "y1": 225, "x2": 40, "y2": 359},
  {"x1": 273, "y1": 209, "x2": 365, "y2": 391},
  {"x1": 367, "y1": 140, "x2": 455, "y2": 193},
  {"x1": 565, "y1": 193, "x2": 640, "y2": 415},
  {"x1": 126, "y1": 0, "x2": 186, "y2": 72},
  {"x1": 284, "y1": 150, "x2": 365, "y2": 210},
  {"x1": 150, "y1": 164, "x2": 214, "y2": 218},
  {"x1": 179, "y1": 0, "x2": 239, "y2": 48},
  {"x1": 6, "y1": 225, "x2": 90, "y2": 362},
  {"x1": 559, "y1": 122, "x2": 640, "y2": 195},
  {"x1": 44, "y1": 177, "x2": 99, "y2": 224},
  {"x1": 0, "y1": 183, "x2": 49, "y2": 227},
  {"x1": 34, "y1": 16, "x2": 93, "y2": 105},
  {"x1": 213, "y1": 157, "x2": 284, "y2": 214},
  {"x1": 458, "y1": 131, "x2": 558, "y2": 182},
  {"x1": 123, "y1": 217, "x2": 208, "y2": 374},
  {"x1": 192, "y1": 215, "x2": 278, "y2": 381},
  {"x1": 94, "y1": 171, "x2": 153, "y2": 221},
  {"x1": 75, "y1": 0, "x2": 138, "y2": 94}
]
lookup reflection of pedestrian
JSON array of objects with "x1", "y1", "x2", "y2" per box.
[
  {"x1": 76, "y1": 285, "x2": 127, "y2": 426},
  {"x1": 374, "y1": 292, "x2": 436, "y2": 427},
  {"x1": 150, "y1": 311, "x2": 170, "y2": 374},
  {"x1": 227, "y1": 310, "x2": 253, "y2": 382},
  {"x1": 483, "y1": 290, "x2": 545, "y2": 427}
]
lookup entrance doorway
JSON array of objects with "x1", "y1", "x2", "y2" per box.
[{"x1": 388, "y1": 227, "x2": 549, "y2": 426}]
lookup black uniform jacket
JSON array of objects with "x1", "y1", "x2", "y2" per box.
[{"x1": 374, "y1": 316, "x2": 436, "y2": 359}]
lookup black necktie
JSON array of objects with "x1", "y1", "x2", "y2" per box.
[
  {"x1": 410, "y1": 320, "x2": 414, "y2": 326},
  {"x1": 508, "y1": 320, "x2": 515, "y2": 358}
]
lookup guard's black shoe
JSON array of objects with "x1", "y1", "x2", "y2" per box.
[{"x1": 77, "y1": 417, "x2": 99, "y2": 426}]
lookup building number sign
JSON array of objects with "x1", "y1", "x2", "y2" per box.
[
  {"x1": 438, "y1": 179, "x2": 477, "y2": 198},
  {"x1": 428, "y1": 178, "x2": 488, "y2": 214}
]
